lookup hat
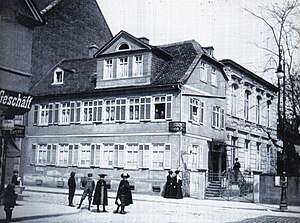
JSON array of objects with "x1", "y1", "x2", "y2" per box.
[
  {"x1": 175, "y1": 170, "x2": 180, "y2": 174},
  {"x1": 121, "y1": 172, "x2": 130, "y2": 178},
  {"x1": 99, "y1": 173, "x2": 107, "y2": 178},
  {"x1": 87, "y1": 173, "x2": 93, "y2": 177},
  {"x1": 168, "y1": 170, "x2": 173, "y2": 174},
  {"x1": 13, "y1": 170, "x2": 19, "y2": 173},
  {"x1": 235, "y1": 158, "x2": 239, "y2": 161}
]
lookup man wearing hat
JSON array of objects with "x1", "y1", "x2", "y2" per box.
[
  {"x1": 114, "y1": 172, "x2": 133, "y2": 214},
  {"x1": 68, "y1": 172, "x2": 76, "y2": 207},
  {"x1": 11, "y1": 170, "x2": 20, "y2": 186},
  {"x1": 93, "y1": 173, "x2": 108, "y2": 212},
  {"x1": 77, "y1": 173, "x2": 95, "y2": 210}
]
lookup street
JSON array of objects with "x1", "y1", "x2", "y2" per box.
[{"x1": 4, "y1": 189, "x2": 299, "y2": 223}]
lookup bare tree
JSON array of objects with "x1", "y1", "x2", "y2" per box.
[{"x1": 246, "y1": 0, "x2": 300, "y2": 175}]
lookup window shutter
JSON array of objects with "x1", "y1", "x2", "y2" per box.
[
  {"x1": 114, "y1": 144, "x2": 118, "y2": 167},
  {"x1": 116, "y1": 99, "x2": 121, "y2": 121},
  {"x1": 189, "y1": 99, "x2": 193, "y2": 121},
  {"x1": 33, "y1": 105, "x2": 39, "y2": 125},
  {"x1": 145, "y1": 97, "x2": 151, "y2": 120},
  {"x1": 97, "y1": 101, "x2": 102, "y2": 122},
  {"x1": 221, "y1": 108, "x2": 225, "y2": 129},
  {"x1": 47, "y1": 145, "x2": 52, "y2": 164},
  {"x1": 52, "y1": 144, "x2": 57, "y2": 165},
  {"x1": 144, "y1": 144, "x2": 150, "y2": 168},
  {"x1": 91, "y1": 144, "x2": 95, "y2": 165},
  {"x1": 74, "y1": 144, "x2": 79, "y2": 165},
  {"x1": 95, "y1": 144, "x2": 101, "y2": 166},
  {"x1": 76, "y1": 102, "x2": 81, "y2": 123},
  {"x1": 119, "y1": 144, "x2": 125, "y2": 167},
  {"x1": 164, "y1": 144, "x2": 171, "y2": 169},
  {"x1": 121, "y1": 99, "x2": 126, "y2": 121},
  {"x1": 31, "y1": 144, "x2": 37, "y2": 163},
  {"x1": 70, "y1": 102, "x2": 75, "y2": 123},
  {"x1": 68, "y1": 144, "x2": 73, "y2": 165},
  {"x1": 138, "y1": 145, "x2": 143, "y2": 168},
  {"x1": 48, "y1": 104, "x2": 53, "y2": 124}
]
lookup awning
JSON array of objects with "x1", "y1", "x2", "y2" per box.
[{"x1": 6, "y1": 134, "x2": 21, "y2": 158}]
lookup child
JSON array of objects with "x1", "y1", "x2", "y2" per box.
[{"x1": 3, "y1": 184, "x2": 18, "y2": 222}]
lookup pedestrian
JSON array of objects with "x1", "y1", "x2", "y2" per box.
[
  {"x1": 68, "y1": 171, "x2": 76, "y2": 207},
  {"x1": 233, "y1": 158, "x2": 241, "y2": 182},
  {"x1": 3, "y1": 184, "x2": 18, "y2": 222},
  {"x1": 11, "y1": 170, "x2": 20, "y2": 186},
  {"x1": 162, "y1": 170, "x2": 174, "y2": 198},
  {"x1": 174, "y1": 170, "x2": 183, "y2": 199},
  {"x1": 77, "y1": 173, "x2": 95, "y2": 210},
  {"x1": 93, "y1": 173, "x2": 108, "y2": 213},
  {"x1": 113, "y1": 172, "x2": 133, "y2": 214}
]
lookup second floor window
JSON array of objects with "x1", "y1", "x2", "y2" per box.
[
  {"x1": 133, "y1": 55, "x2": 143, "y2": 76},
  {"x1": 231, "y1": 85, "x2": 238, "y2": 117},
  {"x1": 244, "y1": 91, "x2": 250, "y2": 120},
  {"x1": 40, "y1": 105, "x2": 49, "y2": 125},
  {"x1": 154, "y1": 95, "x2": 172, "y2": 120},
  {"x1": 212, "y1": 105, "x2": 225, "y2": 129},
  {"x1": 256, "y1": 96, "x2": 261, "y2": 124},
  {"x1": 200, "y1": 62, "x2": 207, "y2": 82},
  {"x1": 61, "y1": 102, "x2": 70, "y2": 124},
  {"x1": 189, "y1": 98, "x2": 204, "y2": 124},
  {"x1": 117, "y1": 57, "x2": 128, "y2": 78}
]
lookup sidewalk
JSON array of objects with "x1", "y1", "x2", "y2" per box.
[{"x1": 0, "y1": 185, "x2": 299, "y2": 222}]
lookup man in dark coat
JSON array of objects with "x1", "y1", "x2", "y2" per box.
[
  {"x1": 162, "y1": 170, "x2": 174, "y2": 198},
  {"x1": 233, "y1": 158, "x2": 241, "y2": 182},
  {"x1": 68, "y1": 171, "x2": 76, "y2": 207},
  {"x1": 77, "y1": 173, "x2": 95, "y2": 210},
  {"x1": 93, "y1": 173, "x2": 108, "y2": 212},
  {"x1": 11, "y1": 170, "x2": 20, "y2": 186},
  {"x1": 3, "y1": 184, "x2": 18, "y2": 222},
  {"x1": 113, "y1": 172, "x2": 133, "y2": 214}
]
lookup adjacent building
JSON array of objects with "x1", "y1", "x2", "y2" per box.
[
  {"x1": 221, "y1": 59, "x2": 278, "y2": 174},
  {"x1": 23, "y1": 31, "x2": 228, "y2": 198}
]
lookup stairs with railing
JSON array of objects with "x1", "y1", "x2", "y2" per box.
[{"x1": 205, "y1": 181, "x2": 222, "y2": 197}]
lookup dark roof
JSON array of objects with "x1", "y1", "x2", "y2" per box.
[
  {"x1": 32, "y1": 39, "x2": 227, "y2": 96},
  {"x1": 31, "y1": 58, "x2": 97, "y2": 96},
  {"x1": 220, "y1": 59, "x2": 278, "y2": 92}
]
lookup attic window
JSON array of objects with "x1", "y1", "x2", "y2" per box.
[
  {"x1": 53, "y1": 68, "x2": 64, "y2": 84},
  {"x1": 118, "y1": 43, "x2": 130, "y2": 51}
]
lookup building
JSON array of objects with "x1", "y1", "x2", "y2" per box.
[
  {"x1": 23, "y1": 31, "x2": 228, "y2": 198},
  {"x1": 0, "y1": 0, "x2": 44, "y2": 189},
  {"x1": 221, "y1": 59, "x2": 278, "y2": 174}
]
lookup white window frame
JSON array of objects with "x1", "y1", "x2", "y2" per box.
[
  {"x1": 212, "y1": 106, "x2": 225, "y2": 129},
  {"x1": 244, "y1": 91, "x2": 250, "y2": 120},
  {"x1": 53, "y1": 67, "x2": 64, "y2": 84},
  {"x1": 126, "y1": 143, "x2": 139, "y2": 169},
  {"x1": 211, "y1": 67, "x2": 217, "y2": 87},
  {"x1": 101, "y1": 143, "x2": 114, "y2": 167},
  {"x1": 190, "y1": 98, "x2": 204, "y2": 124},
  {"x1": 128, "y1": 98, "x2": 140, "y2": 121},
  {"x1": 60, "y1": 102, "x2": 71, "y2": 124},
  {"x1": 103, "y1": 59, "x2": 113, "y2": 79},
  {"x1": 133, "y1": 55, "x2": 143, "y2": 77},
  {"x1": 39, "y1": 104, "x2": 49, "y2": 126},
  {"x1": 79, "y1": 144, "x2": 91, "y2": 167},
  {"x1": 93, "y1": 100, "x2": 103, "y2": 123},
  {"x1": 117, "y1": 57, "x2": 129, "y2": 78},
  {"x1": 104, "y1": 99, "x2": 115, "y2": 122},
  {"x1": 200, "y1": 61, "x2": 207, "y2": 82},
  {"x1": 231, "y1": 85, "x2": 237, "y2": 117},
  {"x1": 37, "y1": 144, "x2": 47, "y2": 164},
  {"x1": 114, "y1": 143, "x2": 125, "y2": 168},
  {"x1": 152, "y1": 143, "x2": 165, "y2": 169},
  {"x1": 153, "y1": 95, "x2": 172, "y2": 120},
  {"x1": 256, "y1": 96, "x2": 262, "y2": 124},
  {"x1": 82, "y1": 101, "x2": 93, "y2": 123},
  {"x1": 58, "y1": 144, "x2": 69, "y2": 166},
  {"x1": 140, "y1": 97, "x2": 151, "y2": 121},
  {"x1": 138, "y1": 144, "x2": 150, "y2": 168}
]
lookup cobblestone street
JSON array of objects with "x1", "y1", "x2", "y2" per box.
[{"x1": 7, "y1": 189, "x2": 299, "y2": 223}]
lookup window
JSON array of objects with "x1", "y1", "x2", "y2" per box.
[
  {"x1": 114, "y1": 144, "x2": 125, "y2": 167},
  {"x1": 133, "y1": 55, "x2": 143, "y2": 76},
  {"x1": 53, "y1": 68, "x2": 64, "y2": 84},
  {"x1": 105, "y1": 99, "x2": 115, "y2": 122},
  {"x1": 212, "y1": 106, "x2": 225, "y2": 129},
  {"x1": 231, "y1": 85, "x2": 238, "y2": 116},
  {"x1": 266, "y1": 145, "x2": 271, "y2": 171},
  {"x1": 126, "y1": 144, "x2": 138, "y2": 168},
  {"x1": 267, "y1": 100, "x2": 271, "y2": 127},
  {"x1": 244, "y1": 140, "x2": 250, "y2": 170},
  {"x1": 256, "y1": 142, "x2": 261, "y2": 170},
  {"x1": 115, "y1": 99, "x2": 126, "y2": 122},
  {"x1": 256, "y1": 96, "x2": 262, "y2": 124},
  {"x1": 140, "y1": 97, "x2": 151, "y2": 121},
  {"x1": 46, "y1": 144, "x2": 56, "y2": 165},
  {"x1": 117, "y1": 57, "x2": 128, "y2": 78},
  {"x1": 189, "y1": 98, "x2": 204, "y2": 124},
  {"x1": 37, "y1": 144, "x2": 47, "y2": 164},
  {"x1": 129, "y1": 98, "x2": 140, "y2": 121},
  {"x1": 244, "y1": 91, "x2": 250, "y2": 120},
  {"x1": 231, "y1": 137, "x2": 238, "y2": 165},
  {"x1": 82, "y1": 101, "x2": 93, "y2": 123},
  {"x1": 152, "y1": 144, "x2": 171, "y2": 169},
  {"x1": 138, "y1": 144, "x2": 150, "y2": 168},
  {"x1": 211, "y1": 67, "x2": 217, "y2": 87},
  {"x1": 154, "y1": 95, "x2": 172, "y2": 120},
  {"x1": 200, "y1": 62, "x2": 207, "y2": 82},
  {"x1": 61, "y1": 102, "x2": 70, "y2": 124},
  {"x1": 118, "y1": 43, "x2": 130, "y2": 51},
  {"x1": 103, "y1": 59, "x2": 113, "y2": 79},
  {"x1": 39, "y1": 105, "x2": 49, "y2": 125},
  {"x1": 58, "y1": 144, "x2": 68, "y2": 165},
  {"x1": 101, "y1": 143, "x2": 114, "y2": 167},
  {"x1": 91, "y1": 144, "x2": 101, "y2": 166},
  {"x1": 68, "y1": 144, "x2": 78, "y2": 166},
  {"x1": 93, "y1": 100, "x2": 103, "y2": 123},
  {"x1": 80, "y1": 144, "x2": 91, "y2": 166},
  {"x1": 187, "y1": 145, "x2": 203, "y2": 170}
]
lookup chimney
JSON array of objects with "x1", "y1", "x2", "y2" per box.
[
  {"x1": 88, "y1": 44, "x2": 99, "y2": 58},
  {"x1": 203, "y1": 46, "x2": 214, "y2": 57},
  {"x1": 139, "y1": 37, "x2": 150, "y2": 44}
]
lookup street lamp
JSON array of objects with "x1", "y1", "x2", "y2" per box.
[{"x1": 276, "y1": 46, "x2": 288, "y2": 211}]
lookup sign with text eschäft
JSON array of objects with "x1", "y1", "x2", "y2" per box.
[{"x1": 0, "y1": 89, "x2": 33, "y2": 114}]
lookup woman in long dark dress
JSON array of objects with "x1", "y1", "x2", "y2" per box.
[
  {"x1": 93, "y1": 174, "x2": 108, "y2": 212},
  {"x1": 162, "y1": 170, "x2": 174, "y2": 198},
  {"x1": 175, "y1": 170, "x2": 183, "y2": 199}
]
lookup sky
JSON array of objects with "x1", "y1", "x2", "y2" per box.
[{"x1": 97, "y1": 0, "x2": 298, "y2": 84}]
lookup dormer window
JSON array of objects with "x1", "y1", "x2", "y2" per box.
[
  {"x1": 118, "y1": 43, "x2": 130, "y2": 51},
  {"x1": 117, "y1": 57, "x2": 129, "y2": 78},
  {"x1": 53, "y1": 68, "x2": 64, "y2": 84},
  {"x1": 133, "y1": 55, "x2": 143, "y2": 76}
]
